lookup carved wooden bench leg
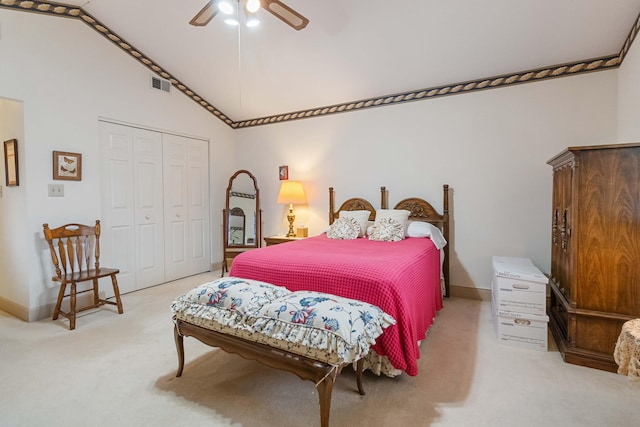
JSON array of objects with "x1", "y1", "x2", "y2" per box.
[
  {"x1": 316, "y1": 373, "x2": 335, "y2": 427},
  {"x1": 174, "y1": 324, "x2": 185, "y2": 377},
  {"x1": 355, "y1": 358, "x2": 365, "y2": 395}
]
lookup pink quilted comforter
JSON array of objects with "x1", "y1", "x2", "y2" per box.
[{"x1": 229, "y1": 234, "x2": 443, "y2": 376}]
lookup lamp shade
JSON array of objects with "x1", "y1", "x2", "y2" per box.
[{"x1": 277, "y1": 181, "x2": 307, "y2": 205}]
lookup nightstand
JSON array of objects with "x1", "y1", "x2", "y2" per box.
[{"x1": 264, "y1": 235, "x2": 307, "y2": 246}]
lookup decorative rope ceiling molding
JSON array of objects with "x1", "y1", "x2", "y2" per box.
[{"x1": 2, "y1": 0, "x2": 639, "y2": 129}]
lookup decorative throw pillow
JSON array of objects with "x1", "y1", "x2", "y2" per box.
[
  {"x1": 369, "y1": 217, "x2": 405, "y2": 242},
  {"x1": 250, "y1": 291, "x2": 396, "y2": 364},
  {"x1": 374, "y1": 209, "x2": 411, "y2": 231},
  {"x1": 338, "y1": 210, "x2": 371, "y2": 237},
  {"x1": 327, "y1": 216, "x2": 360, "y2": 240}
]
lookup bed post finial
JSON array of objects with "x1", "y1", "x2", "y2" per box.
[
  {"x1": 329, "y1": 187, "x2": 335, "y2": 225},
  {"x1": 380, "y1": 186, "x2": 388, "y2": 209},
  {"x1": 443, "y1": 185, "x2": 449, "y2": 216}
]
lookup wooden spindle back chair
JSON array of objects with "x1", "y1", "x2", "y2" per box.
[{"x1": 42, "y1": 220, "x2": 124, "y2": 330}]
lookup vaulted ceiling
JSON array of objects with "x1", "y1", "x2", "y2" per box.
[{"x1": 3, "y1": 1, "x2": 640, "y2": 128}]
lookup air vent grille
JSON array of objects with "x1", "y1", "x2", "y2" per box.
[{"x1": 150, "y1": 76, "x2": 171, "y2": 93}]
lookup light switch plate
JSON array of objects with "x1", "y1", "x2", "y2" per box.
[{"x1": 48, "y1": 184, "x2": 64, "y2": 197}]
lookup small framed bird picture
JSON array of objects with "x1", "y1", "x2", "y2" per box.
[
  {"x1": 279, "y1": 165, "x2": 288, "y2": 181},
  {"x1": 53, "y1": 151, "x2": 82, "y2": 181}
]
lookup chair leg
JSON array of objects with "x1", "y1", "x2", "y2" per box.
[
  {"x1": 69, "y1": 283, "x2": 77, "y2": 330},
  {"x1": 53, "y1": 283, "x2": 66, "y2": 321},
  {"x1": 92, "y1": 278, "x2": 100, "y2": 306},
  {"x1": 110, "y1": 274, "x2": 124, "y2": 314}
]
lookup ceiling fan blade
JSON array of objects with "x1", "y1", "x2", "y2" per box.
[
  {"x1": 261, "y1": 0, "x2": 309, "y2": 31},
  {"x1": 190, "y1": 1, "x2": 218, "y2": 27}
]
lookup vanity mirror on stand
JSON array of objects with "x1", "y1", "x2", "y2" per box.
[{"x1": 221, "y1": 170, "x2": 261, "y2": 276}]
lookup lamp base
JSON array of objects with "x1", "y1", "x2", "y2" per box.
[{"x1": 286, "y1": 208, "x2": 296, "y2": 237}]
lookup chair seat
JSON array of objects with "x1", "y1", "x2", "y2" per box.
[{"x1": 53, "y1": 268, "x2": 120, "y2": 284}]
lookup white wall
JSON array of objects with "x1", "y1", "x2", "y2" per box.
[
  {"x1": 0, "y1": 98, "x2": 28, "y2": 310},
  {"x1": 618, "y1": 31, "x2": 640, "y2": 141},
  {"x1": 236, "y1": 71, "x2": 619, "y2": 292},
  {"x1": 0, "y1": 10, "x2": 237, "y2": 319}
]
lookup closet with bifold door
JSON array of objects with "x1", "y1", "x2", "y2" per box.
[{"x1": 99, "y1": 121, "x2": 210, "y2": 295}]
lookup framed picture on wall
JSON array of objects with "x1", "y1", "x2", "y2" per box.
[
  {"x1": 53, "y1": 151, "x2": 82, "y2": 181},
  {"x1": 4, "y1": 139, "x2": 18, "y2": 187},
  {"x1": 279, "y1": 165, "x2": 288, "y2": 180}
]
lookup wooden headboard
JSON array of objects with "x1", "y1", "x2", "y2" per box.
[
  {"x1": 394, "y1": 184, "x2": 450, "y2": 296},
  {"x1": 328, "y1": 186, "x2": 388, "y2": 224}
]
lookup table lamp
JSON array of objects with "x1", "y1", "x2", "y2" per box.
[{"x1": 277, "y1": 180, "x2": 307, "y2": 237}]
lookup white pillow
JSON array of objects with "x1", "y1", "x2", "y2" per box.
[
  {"x1": 327, "y1": 216, "x2": 360, "y2": 240},
  {"x1": 339, "y1": 210, "x2": 371, "y2": 238},
  {"x1": 374, "y1": 209, "x2": 410, "y2": 231},
  {"x1": 406, "y1": 221, "x2": 447, "y2": 249}
]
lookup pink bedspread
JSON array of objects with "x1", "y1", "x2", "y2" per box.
[{"x1": 229, "y1": 234, "x2": 443, "y2": 376}]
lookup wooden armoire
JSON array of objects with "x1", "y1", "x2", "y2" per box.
[{"x1": 548, "y1": 143, "x2": 640, "y2": 372}]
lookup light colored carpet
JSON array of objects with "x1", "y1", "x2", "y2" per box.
[{"x1": 0, "y1": 271, "x2": 638, "y2": 427}]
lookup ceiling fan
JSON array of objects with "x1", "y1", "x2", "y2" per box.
[{"x1": 190, "y1": 0, "x2": 309, "y2": 31}]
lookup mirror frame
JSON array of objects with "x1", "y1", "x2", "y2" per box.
[{"x1": 223, "y1": 169, "x2": 261, "y2": 250}]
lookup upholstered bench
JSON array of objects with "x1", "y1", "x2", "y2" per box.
[{"x1": 170, "y1": 277, "x2": 395, "y2": 427}]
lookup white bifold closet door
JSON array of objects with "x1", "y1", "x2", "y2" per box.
[
  {"x1": 99, "y1": 121, "x2": 210, "y2": 294},
  {"x1": 162, "y1": 133, "x2": 210, "y2": 282}
]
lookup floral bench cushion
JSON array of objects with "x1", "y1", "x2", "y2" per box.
[
  {"x1": 171, "y1": 277, "x2": 290, "y2": 333},
  {"x1": 250, "y1": 291, "x2": 396, "y2": 365},
  {"x1": 171, "y1": 277, "x2": 396, "y2": 366}
]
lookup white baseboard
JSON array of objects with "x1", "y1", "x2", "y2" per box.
[
  {"x1": 449, "y1": 285, "x2": 492, "y2": 301},
  {"x1": 0, "y1": 296, "x2": 55, "y2": 322},
  {"x1": 0, "y1": 292, "x2": 105, "y2": 323}
]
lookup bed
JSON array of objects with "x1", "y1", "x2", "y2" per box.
[{"x1": 229, "y1": 185, "x2": 450, "y2": 376}]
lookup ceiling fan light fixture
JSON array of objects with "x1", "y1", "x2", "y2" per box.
[
  {"x1": 246, "y1": 0, "x2": 261, "y2": 13},
  {"x1": 218, "y1": 0, "x2": 235, "y2": 15}
]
